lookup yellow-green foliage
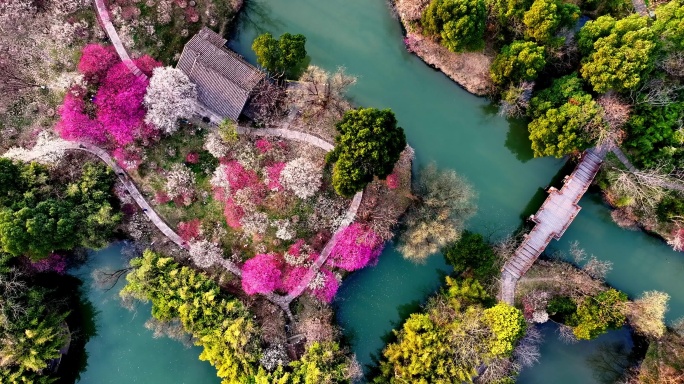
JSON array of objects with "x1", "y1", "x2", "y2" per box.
[
  {"x1": 254, "y1": 342, "x2": 352, "y2": 384},
  {"x1": 375, "y1": 278, "x2": 525, "y2": 383},
  {"x1": 121, "y1": 250, "x2": 261, "y2": 383},
  {"x1": 578, "y1": 14, "x2": 657, "y2": 93},
  {"x1": 483, "y1": 303, "x2": 527, "y2": 356},
  {"x1": 570, "y1": 288, "x2": 627, "y2": 340}
]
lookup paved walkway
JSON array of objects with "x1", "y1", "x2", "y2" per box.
[
  {"x1": 632, "y1": 0, "x2": 649, "y2": 17},
  {"x1": 91, "y1": 0, "x2": 365, "y2": 309},
  {"x1": 93, "y1": 0, "x2": 146, "y2": 79},
  {"x1": 500, "y1": 148, "x2": 606, "y2": 304}
]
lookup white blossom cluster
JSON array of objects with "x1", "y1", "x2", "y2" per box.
[
  {"x1": 280, "y1": 157, "x2": 322, "y2": 199},
  {"x1": 240, "y1": 212, "x2": 269, "y2": 236},
  {"x1": 3, "y1": 132, "x2": 67, "y2": 164},
  {"x1": 204, "y1": 132, "x2": 230, "y2": 159},
  {"x1": 283, "y1": 245, "x2": 312, "y2": 267},
  {"x1": 531, "y1": 311, "x2": 549, "y2": 324},
  {"x1": 273, "y1": 219, "x2": 295, "y2": 241},
  {"x1": 307, "y1": 196, "x2": 346, "y2": 232},
  {"x1": 144, "y1": 67, "x2": 197, "y2": 134},
  {"x1": 307, "y1": 271, "x2": 326, "y2": 291},
  {"x1": 236, "y1": 145, "x2": 259, "y2": 171},
  {"x1": 210, "y1": 164, "x2": 230, "y2": 190},
  {"x1": 165, "y1": 163, "x2": 195, "y2": 200},
  {"x1": 189, "y1": 240, "x2": 223, "y2": 269},
  {"x1": 259, "y1": 344, "x2": 289, "y2": 371},
  {"x1": 157, "y1": 0, "x2": 173, "y2": 24},
  {"x1": 233, "y1": 187, "x2": 258, "y2": 212}
]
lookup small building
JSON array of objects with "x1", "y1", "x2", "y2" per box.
[{"x1": 177, "y1": 27, "x2": 265, "y2": 121}]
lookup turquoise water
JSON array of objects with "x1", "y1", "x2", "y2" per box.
[{"x1": 71, "y1": 243, "x2": 220, "y2": 383}]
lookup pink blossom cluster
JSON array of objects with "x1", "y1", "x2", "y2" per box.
[
  {"x1": 241, "y1": 254, "x2": 282, "y2": 294},
  {"x1": 112, "y1": 147, "x2": 143, "y2": 170},
  {"x1": 280, "y1": 266, "x2": 308, "y2": 294},
  {"x1": 29, "y1": 253, "x2": 68, "y2": 275},
  {"x1": 223, "y1": 197, "x2": 244, "y2": 229},
  {"x1": 56, "y1": 44, "x2": 162, "y2": 147},
  {"x1": 154, "y1": 190, "x2": 171, "y2": 204},
  {"x1": 386, "y1": 172, "x2": 399, "y2": 189},
  {"x1": 221, "y1": 160, "x2": 261, "y2": 192},
  {"x1": 327, "y1": 223, "x2": 384, "y2": 271},
  {"x1": 178, "y1": 219, "x2": 202, "y2": 242},
  {"x1": 309, "y1": 268, "x2": 339, "y2": 303},
  {"x1": 264, "y1": 162, "x2": 285, "y2": 191},
  {"x1": 185, "y1": 152, "x2": 200, "y2": 164},
  {"x1": 255, "y1": 138, "x2": 273, "y2": 154}
]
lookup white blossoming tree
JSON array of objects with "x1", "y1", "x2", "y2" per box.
[
  {"x1": 280, "y1": 157, "x2": 322, "y2": 199},
  {"x1": 189, "y1": 240, "x2": 223, "y2": 269},
  {"x1": 144, "y1": 67, "x2": 197, "y2": 134},
  {"x1": 166, "y1": 163, "x2": 195, "y2": 200},
  {"x1": 203, "y1": 131, "x2": 230, "y2": 159}
]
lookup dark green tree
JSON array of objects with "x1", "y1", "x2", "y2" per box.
[
  {"x1": 443, "y1": 231, "x2": 498, "y2": 282},
  {"x1": 624, "y1": 102, "x2": 684, "y2": 169},
  {"x1": 327, "y1": 108, "x2": 406, "y2": 197},
  {"x1": 578, "y1": 14, "x2": 658, "y2": 93},
  {"x1": 523, "y1": 0, "x2": 580, "y2": 44},
  {"x1": 490, "y1": 40, "x2": 546, "y2": 85},
  {"x1": 252, "y1": 32, "x2": 307, "y2": 79},
  {"x1": 421, "y1": 0, "x2": 487, "y2": 52}
]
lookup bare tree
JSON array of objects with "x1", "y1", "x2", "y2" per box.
[
  {"x1": 660, "y1": 51, "x2": 684, "y2": 79},
  {"x1": 499, "y1": 81, "x2": 534, "y2": 118},
  {"x1": 246, "y1": 80, "x2": 287, "y2": 127},
  {"x1": 286, "y1": 66, "x2": 356, "y2": 140},
  {"x1": 558, "y1": 323, "x2": 579, "y2": 344},
  {"x1": 631, "y1": 79, "x2": 684, "y2": 107},
  {"x1": 513, "y1": 324, "x2": 543, "y2": 368}
]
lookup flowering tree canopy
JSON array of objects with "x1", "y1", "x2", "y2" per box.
[
  {"x1": 144, "y1": 67, "x2": 197, "y2": 134},
  {"x1": 328, "y1": 223, "x2": 384, "y2": 271},
  {"x1": 280, "y1": 157, "x2": 322, "y2": 199},
  {"x1": 189, "y1": 240, "x2": 223, "y2": 269},
  {"x1": 78, "y1": 44, "x2": 118, "y2": 83},
  {"x1": 55, "y1": 86, "x2": 106, "y2": 143},
  {"x1": 309, "y1": 268, "x2": 339, "y2": 303},
  {"x1": 241, "y1": 254, "x2": 282, "y2": 295}
]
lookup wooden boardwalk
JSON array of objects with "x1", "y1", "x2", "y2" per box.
[{"x1": 501, "y1": 148, "x2": 605, "y2": 304}]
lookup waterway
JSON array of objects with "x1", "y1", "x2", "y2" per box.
[{"x1": 71, "y1": 1, "x2": 684, "y2": 383}]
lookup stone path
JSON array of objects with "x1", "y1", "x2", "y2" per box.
[
  {"x1": 500, "y1": 148, "x2": 606, "y2": 304},
  {"x1": 90, "y1": 0, "x2": 365, "y2": 309},
  {"x1": 632, "y1": 0, "x2": 650, "y2": 17},
  {"x1": 93, "y1": 0, "x2": 146, "y2": 79}
]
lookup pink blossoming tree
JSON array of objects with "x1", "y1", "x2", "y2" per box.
[
  {"x1": 178, "y1": 219, "x2": 202, "y2": 242},
  {"x1": 309, "y1": 268, "x2": 339, "y2": 303},
  {"x1": 241, "y1": 254, "x2": 282, "y2": 295},
  {"x1": 327, "y1": 223, "x2": 384, "y2": 271},
  {"x1": 78, "y1": 44, "x2": 118, "y2": 83}
]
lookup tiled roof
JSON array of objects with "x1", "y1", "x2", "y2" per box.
[{"x1": 177, "y1": 27, "x2": 265, "y2": 120}]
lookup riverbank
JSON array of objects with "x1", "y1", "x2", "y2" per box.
[{"x1": 391, "y1": 0, "x2": 494, "y2": 96}]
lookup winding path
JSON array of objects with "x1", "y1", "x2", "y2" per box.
[
  {"x1": 88, "y1": 0, "x2": 364, "y2": 312},
  {"x1": 500, "y1": 148, "x2": 606, "y2": 304}
]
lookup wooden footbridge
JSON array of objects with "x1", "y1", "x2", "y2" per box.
[{"x1": 500, "y1": 148, "x2": 606, "y2": 304}]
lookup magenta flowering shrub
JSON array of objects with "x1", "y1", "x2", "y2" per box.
[
  {"x1": 223, "y1": 197, "x2": 244, "y2": 229},
  {"x1": 265, "y1": 162, "x2": 285, "y2": 191},
  {"x1": 310, "y1": 268, "x2": 339, "y2": 303},
  {"x1": 56, "y1": 44, "x2": 162, "y2": 147},
  {"x1": 221, "y1": 160, "x2": 261, "y2": 192},
  {"x1": 241, "y1": 254, "x2": 282, "y2": 295},
  {"x1": 78, "y1": 44, "x2": 118, "y2": 83},
  {"x1": 327, "y1": 223, "x2": 384, "y2": 271},
  {"x1": 386, "y1": 172, "x2": 399, "y2": 189},
  {"x1": 154, "y1": 190, "x2": 171, "y2": 204},
  {"x1": 255, "y1": 138, "x2": 273, "y2": 154},
  {"x1": 29, "y1": 253, "x2": 67, "y2": 274},
  {"x1": 55, "y1": 87, "x2": 106, "y2": 144},
  {"x1": 95, "y1": 61, "x2": 156, "y2": 146},
  {"x1": 281, "y1": 266, "x2": 309, "y2": 294},
  {"x1": 178, "y1": 219, "x2": 202, "y2": 242}
]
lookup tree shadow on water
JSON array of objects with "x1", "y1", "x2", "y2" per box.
[
  {"x1": 234, "y1": 0, "x2": 284, "y2": 38},
  {"x1": 586, "y1": 341, "x2": 635, "y2": 384},
  {"x1": 505, "y1": 117, "x2": 535, "y2": 163}
]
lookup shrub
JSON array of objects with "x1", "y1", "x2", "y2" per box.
[
  {"x1": 547, "y1": 296, "x2": 577, "y2": 323},
  {"x1": 241, "y1": 254, "x2": 282, "y2": 295},
  {"x1": 570, "y1": 288, "x2": 627, "y2": 340},
  {"x1": 327, "y1": 223, "x2": 384, "y2": 271},
  {"x1": 78, "y1": 44, "x2": 118, "y2": 83},
  {"x1": 443, "y1": 231, "x2": 498, "y2": 282}
]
